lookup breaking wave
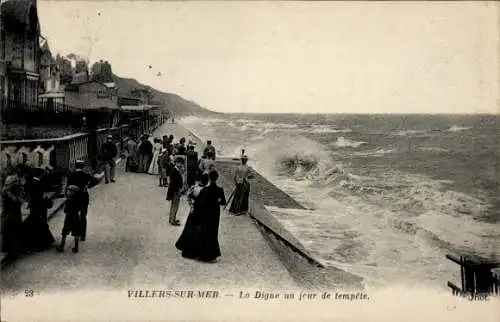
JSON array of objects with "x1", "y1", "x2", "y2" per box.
[
  {"x1": 417, "y1": 147, "x2": 449, "y2": 153},
  {"x1": 393, "y1": 129, "x2": 429, "y2": 136},
  {"x1": 309, "y1": 127, "x2": 352, "y2": 134},
  {"x1": 447, "y1": 125, "x2": 472, "y2": 132},
  {"x1": 179, "y1": 115, "x2": 498, "y2": 288},
  {"x1": 333, "y1": 136, "x2": 367, "y2": 148},
  {"x1": 352, "y1": 148, "x2": 397, "y2": 157}
]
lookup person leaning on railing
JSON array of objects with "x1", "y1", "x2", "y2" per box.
[{"x1": 203, "y1": 140, "x2": 216, "y2": 159}]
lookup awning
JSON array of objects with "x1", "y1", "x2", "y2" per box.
[
  {"x1": 103, "y1": 82, "x2": 116, "y2": 89},
  {"x1": 39, "y1": 92, "x2": 65, "y2": 99},
  {"x1": 121, "y1": 105, "x2": 152, "y2": 111}
]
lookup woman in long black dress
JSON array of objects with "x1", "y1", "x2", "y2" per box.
[
  {"x1": 1, "y1": 174, "x2": 25, "y2": 257},
  {"x1": 196, "y1": 170, "x2": 226, "y2": 263},
  {"x1": 175, "y1": 173, "x2": 209, "y2": 259},
  {"x1": 22, "y1": 176, "x2": 55, "y2": 252},
  {"x1": 185, "y1": 145, "x2": 199, "y2": 188}
]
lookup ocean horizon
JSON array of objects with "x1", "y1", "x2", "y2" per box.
[{"x1": 179, "y1": 113, "x2": 499, "y2": 290}]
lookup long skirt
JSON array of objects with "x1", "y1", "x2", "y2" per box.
[
  {"x1": 198, "y1": 212, "x2": 222, "y2": 261},
  {"x1": 126, "y1": 156, "x2": 138, "y2": 172},
  {"x1": 175, "y1": 210, "x2": 204, "y2": 258},
  {"x1": 175, "y1": 210, "x2": 221, "y2": 261},
  {"x1": 1, "y1": 206, "x2": 23, "y2": 254},
  {"x1": 148, "y1": 151, "x2": 160, "y2": 175},
  {"x1": 229, "y1": 182, "x2": 250, "y2": 215},
  {"x1": 22, "y1": 213, "x2": 55, "y2": 252}
]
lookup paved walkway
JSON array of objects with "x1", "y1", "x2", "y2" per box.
[{"x1": 1, "y1": 123, "x2": 298, "y2": 295}]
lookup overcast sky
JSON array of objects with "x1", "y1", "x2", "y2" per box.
[{"x1": 37, "y1": 1, "x2": 499, "y2": 114}]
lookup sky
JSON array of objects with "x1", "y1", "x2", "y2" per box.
[{"x1": 37, "y1": 1, "x2": 499, "y2": 114}]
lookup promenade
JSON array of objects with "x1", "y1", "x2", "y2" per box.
[{"x1": 1, "y1": 122, "x2": 298, "y2": 295}]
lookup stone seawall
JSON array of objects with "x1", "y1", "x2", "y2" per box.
[{"x1": 172, "y1": 122, "x2": 364, "y2": 290}]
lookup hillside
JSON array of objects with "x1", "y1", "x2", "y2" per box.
[{"x1": 112, "y1": 74, "x2": 221, "y2": 117}]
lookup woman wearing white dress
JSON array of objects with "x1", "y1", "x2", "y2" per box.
[{"x1": 148, "y1": 138, "x2": 162, "y2": 175}]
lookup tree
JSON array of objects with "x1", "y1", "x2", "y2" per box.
[
  {"x1": 75, "y1": 59, "x2": 89, "y2": 75},
  {"x1": 90, "y1": 60, "x2": 114, "y2": 82}
]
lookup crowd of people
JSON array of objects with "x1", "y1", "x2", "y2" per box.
[
  {"x1": 123, "y1": 133, "x2": 253, "y2": 263},
  {"x1": 0, "y1": 160, "x2": 99, "y2": 257},
  {"x1": 1, "y1": 131, "x2": 253, "y2": 264}
]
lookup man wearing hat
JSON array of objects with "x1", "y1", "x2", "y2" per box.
[
  {"x1": 66, "y1": 160, "x2": 98, "y2": 241},
  {"x1": 101, "y1": 135, "x2": 118, "y2": 183},
  {"x1": 166, "y1": 156, "x2": 186, "y2": 226},
  {"x1": 138, "y1": 134, "x2": 153, "y2": 173}
]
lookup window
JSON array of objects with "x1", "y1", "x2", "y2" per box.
[
  {"x1": 25, "y1": 80, "x2": 30, "y2": 105},
  {"x1": 0, "y1": 76, "x2": 4, "y2": 109},
  {"x1": 32, "y1": 35, "x2": 36, "y2": 64},
  {"x1": 37, "y1": 152, "x2": 43, "y2": 166}
]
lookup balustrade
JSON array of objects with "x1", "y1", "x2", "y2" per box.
[{"x1": 0, "y1": 119, "x2": 146, "y2": 191}]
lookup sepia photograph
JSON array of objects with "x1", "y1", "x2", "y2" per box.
[{"x1": 0, "y1": 0, "x2": 499, "y2": 321}]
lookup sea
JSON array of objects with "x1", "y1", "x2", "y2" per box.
[{"x1": 179, "y1": 114, "x2": 499, "y2": 290}]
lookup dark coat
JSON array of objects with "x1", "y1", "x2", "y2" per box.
[
  {"x1": 166, "y1": 167, "x2": 183, "y2": 201},
  {"x1": 195, "y1": 183, "x2": 226, "y2": 260},
  {"x1": 186, "y1": 151, "x2": 199, "y2": 187},
  {"x1": 101, "y1": 142, "x2": 118, "y2": 162},
  {"x1": 23, "y1": 181, "x2": 55, "y2": 252},
  {"x1": 139, "y1": 140, "x2": 153, "y2": 156},
  {"x1": 175, "y1": 144, "x2": 187, "y2": 156}
]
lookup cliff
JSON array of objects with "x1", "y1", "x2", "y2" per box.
[{"x1": 111, "y1": 74, "x2": 221, "y2": 117}]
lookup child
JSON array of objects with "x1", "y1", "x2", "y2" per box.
[{"x1": 57, "y1": 185, "x2": 82, "y2": 253}]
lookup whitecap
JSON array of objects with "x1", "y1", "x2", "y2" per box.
[
  {"x1": 309, "y1": 127, "x2": 352, "y2": 134},
  {"x1": 447, "y1": 125, "x2": 472, "y2": 132},
  {"x1": 417, "y1": 147, "x2": 449, "y2": 153},
  {"x1": 352, "y1": 148, "x2": 396, "y2": 157},
  {"x1": 333, "y1": 136, "x2": 367, "y2": 148},
  {"x1": 393, "y1": 129, "x2": 428, "y2": 136}
]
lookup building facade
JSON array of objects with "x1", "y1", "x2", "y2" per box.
[
  {"x1": 0, "y1": 0, "x2": 41, "y2": 109},
  {"x1": 38, "y1": 38, "x2": 64, "y2": 107},
  {"x1": 39, "y1": 39, "x2": 61, "y2": 93},
  {"x1": 64, "y1": 81, "x2": 119, "y2": 110}
]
